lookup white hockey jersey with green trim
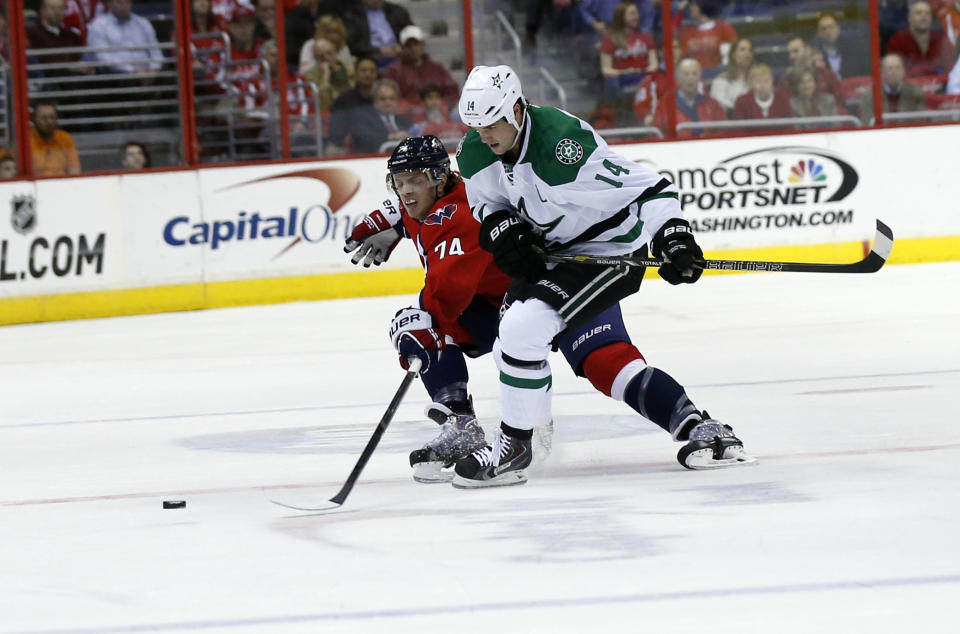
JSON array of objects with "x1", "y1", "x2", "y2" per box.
[{"x1": 455, "y1": 105, "x2": 682, "y2": 256}]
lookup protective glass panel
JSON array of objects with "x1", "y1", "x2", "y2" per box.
[
  {"x1": 875, "y1": 0, "x2": 960, "y2": 126},
  {"x1": 1, "y1": 2, "x2": 15, "y2": 179},
  {"x1": 24, "y1": 0, "x2": 184, "y2": 174}
]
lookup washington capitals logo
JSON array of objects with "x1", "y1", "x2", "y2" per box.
[{"x1": 424, "y1": 204, "x2": 457, "y2": 225}]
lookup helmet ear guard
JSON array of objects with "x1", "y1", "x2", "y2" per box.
[{"x1": 458, "y1": 65, "x2": 526, "y2": 132}]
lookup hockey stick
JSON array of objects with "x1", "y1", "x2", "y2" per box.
[
  {"x1": 539, "y1": 219, "x2": 894, "y2": 274},
  {"x1": 268, "y1": 357, "x2": 422, "y2": 512}
]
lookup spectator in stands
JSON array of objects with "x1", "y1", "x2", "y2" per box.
[
  {"x1": 777, "y1": 37, "x2": 844, "y2": 104},
  {"x1": 302, "y1": 37, "x2": 353, "y2": 110},
  {"x1": 86, "y1": 0, "x2": 163, "y2": 73},
  {"x1": 191, "y1": 0, "x2": 218, "y2": 35},
  {"x1": 121, "y1": 141, "x2": 151, "y2": 169},
  {"x1": 285, "y1": 0, "x2": 324, "y2": 66},
  {"x1": 932, "y1": 0, "x2": 960, "y2": 46},
  {"x1": 64, "y1": 0, "x2": 106, "y2": 44},
  {"x1": 600, "y1": 1, "x2": 658, "y2": 92},
  {"x1": 813, "y1": 13, "x2": 871, "y2": 78},
  {"x1": 949, "y1": 51, "x2": 960, "y2": 91},
  {"x1": 709, "y1": 37, "x2": 754, "y2": 113},
  {"x1": 26, "y1": 0, "x2": 89, "y2": 75},
  {"x1": 789, "y1": 68, "x2": 844, "y2": 127},
  {"x1": 227, "y1": 4, "x2": 266, "y2": 82},
  {"x1": 679, "y1": 0, "x2": 737, "y2": 69},
  {"x1": 29, "y1": 101, "x2": 81, "y2": 177},
  {"x1": 886, "y1": 0, "x2": 957, "y2": 76},
  {"x1": 0, "y1": 156, "x2": 16, "y2": 180},
  {"x1": 300, "y1": 15, "x2": 355, "y2": 74},
  {"x1": 342, "y1": 0, "x2": 412, "y2": 65},
  {"x1": 253, "y1": 0, "x2": 275, "y2": 40},
  {"x1": 414, "y1": 84, "x2": 469, "y2": 141},
  {"x1": 329, "y1": 77, "x2": 411, "y2": 155},
  {"x1": 580, "y1": 0, "x2": 656, "y2": 39},
  {"x1": 382, "y1": 25, "x2": 460, "y2": 112},
  {"x1": 328, "y1": 55, "x2": 377, "y2": 152},
  {"x1": 651, "y1": 58, "x2": 726, "y2": 137},
  {"x1": 732, "y1": 64, "x2": 793, "y2": 121},
  {"x1": 859, "y1": 53, "x2": 927, "y2": 123}
]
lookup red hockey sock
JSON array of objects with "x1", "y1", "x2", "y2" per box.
[{"x1": 581, "y1": 342, "x2": 645, "y2": 397}]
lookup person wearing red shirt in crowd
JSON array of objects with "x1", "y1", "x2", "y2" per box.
[
  {"x1": 382, "y1": 25, "x2": 460, "y2": 113},
  {"x1": 732, "y1": 64, "x2": 793, "y2": 130},
  {"x1": 27, "y1": 0, "x2": 88, "y2": 74},
  {"x1": 226, "y1": 4, "x2": 266, "y2": 85},
  {"x1": 887, "y1": 0, "x2": 957, "y2": 76},
  {"x1": 63, "y1": 0, "x2": 105, "y2": 44},
  {"x1": 777, "y1": 37, "x2": 844, "y2": 104},
  {"x1": 679, "y1": 0, "x2": 737, "y2": 69},
  {"x1": 600, "y1": 1, "x2": 658, "y2": 91},
  {"x1": 651, "y1": 58, "x2": 726, "y2": 137}
]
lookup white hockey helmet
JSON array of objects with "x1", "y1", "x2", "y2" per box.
[{"x1": 458, "y1": 65, "x2": 525, "y2": 132}]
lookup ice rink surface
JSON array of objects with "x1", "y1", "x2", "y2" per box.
[{"x1": 2, "y1": 262, "x2": 958, "y2": 634}]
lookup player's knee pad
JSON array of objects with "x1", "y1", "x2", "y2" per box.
[
  {"x1": 498, "y1": 298, "x2": 564, "y2": 363},
  {"x1": 581, "y1": 342, "x2": 646, "y2": 397}
]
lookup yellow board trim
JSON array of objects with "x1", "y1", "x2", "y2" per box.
[{"x1": 1, "y1": 234, "x2": 957, "y2": 326}]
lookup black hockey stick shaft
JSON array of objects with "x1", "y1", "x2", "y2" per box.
[
  {"x1": 328, "y1": 358, "x2": 422, "y2": 506},
  {"x1": 541, "y1": 219, "x2": 894, "y2": 274}
]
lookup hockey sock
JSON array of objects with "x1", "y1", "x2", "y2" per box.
[
  {"x1": 421, "y1": 344, "x2": 470, "y2": 413},
  {"x1": 621, "y1": 366, "x2": 701, "y2": 438},
  {"x1": 581, "y1": 341, "x2": 646, "y2": 397}
]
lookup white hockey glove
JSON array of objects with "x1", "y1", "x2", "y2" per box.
[
  {"x1": 344, "y1": 200, "x2": 403, "y2": 267},
  {"x1": 389, "y1": 307, "x2": 444, "y2": 373}
]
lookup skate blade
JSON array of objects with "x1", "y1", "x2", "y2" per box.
[
  {"x1": 451, "y1": 470, "x2": 528, "y2": 489},
  {"x1": 413, "y1": 461, "x2": 454, "y2": 483},
  {"x1": 682, "y1": 448, "x2": 758, "y2": 470}
]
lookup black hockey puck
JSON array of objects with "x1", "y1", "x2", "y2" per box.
[{"x1": 163, "y1": 500, "x2": 186, "y2": 509}]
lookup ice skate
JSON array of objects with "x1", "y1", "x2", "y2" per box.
[
  {"x1": 409, "y1": 403, "x2": 486, "y2": 483},
  {"x1": 452, "y1": 426, "x2": 532, "y2": 489},
  {"x1": 676, "y1": 412, "x2": 756, "y2": 470}
]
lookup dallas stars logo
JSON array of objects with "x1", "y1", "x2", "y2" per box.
[
  {"x1": 492, "y1": 74, "x2": 503, "y2": 89},
  {"x1": 555, "y1": 138, "x2": 584, "y2": 165}
]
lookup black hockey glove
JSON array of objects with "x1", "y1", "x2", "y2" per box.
[
  {"x1": 478, "y1": 210, "x2": 545, "y2": 279},
  {"x1": 652, "y1": 219, "x2": 703, "y2": 285}
]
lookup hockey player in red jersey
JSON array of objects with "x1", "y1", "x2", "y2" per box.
[{"x1": 345, "y1": 136, "x2": 754, "y2": 485}]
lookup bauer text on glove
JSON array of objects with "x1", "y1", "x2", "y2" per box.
[
  {"x1": 477, "y1": 210, "x2": 545, "y2": 279},
  {"x1": 651, "y1": 219, "x2": 704, "y2": 285},
  {"x1": 389, "y1": 307, "x2": 444, "y2": 373}
]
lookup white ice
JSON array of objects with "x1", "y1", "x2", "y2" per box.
[{"x1": 1, "y1": 262, "x2": 958, "y2": 634}]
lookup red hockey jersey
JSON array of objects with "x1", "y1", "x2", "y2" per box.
[{"x1": 399, "y1": 181, "x2": 511, "y2": 345}]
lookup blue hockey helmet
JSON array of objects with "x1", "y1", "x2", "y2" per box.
[{"x1": 386, "y1": 135, "x2": 451, "y2": 192}]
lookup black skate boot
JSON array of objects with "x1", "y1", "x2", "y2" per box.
[
  {"x1": 676, "y1": 411, "x2": 756, "y2": 470},
  {"x1": 409, "y1": 402, "x2": 486, "y2": 483},
  {"x1": 452, "y1": 424, "x2": 532, "y2": 489}
]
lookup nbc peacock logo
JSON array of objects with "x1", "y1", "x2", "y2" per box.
[{"x1": 789, "y1": 159, "x2": 827, "y2": 184}]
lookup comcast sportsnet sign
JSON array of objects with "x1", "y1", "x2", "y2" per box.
[{"x1": 640, "y1": 146, "x2": 861, "y2": 234}]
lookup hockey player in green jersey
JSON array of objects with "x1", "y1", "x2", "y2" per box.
[{"x1": 451, "y1": 65, "x2": 754, "y2": 488}]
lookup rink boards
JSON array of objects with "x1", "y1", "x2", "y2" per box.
[{"x1": 1, "y1": 125, "x2": 958, "y2": 325}]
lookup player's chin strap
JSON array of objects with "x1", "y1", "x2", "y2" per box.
[{"x1": 536, "y1": 219, "x2": 893, "y2": 275}]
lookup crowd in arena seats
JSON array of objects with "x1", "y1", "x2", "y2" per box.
[{"x1": 6, "y1": 0, "x2": 960, "y2": 179}]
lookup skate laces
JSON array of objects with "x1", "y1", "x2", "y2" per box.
[{"x1": 472, "y1": 428, "x2": 513, "y2": 467}]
